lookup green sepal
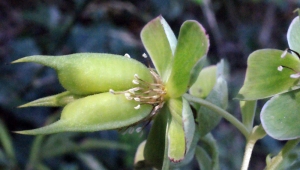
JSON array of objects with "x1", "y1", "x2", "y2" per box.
[
  {"x1": 15, "y1": 92, "x2": 153, "y2": 135},
  {"x1": 166, "y1": 20, "x2": 209, "y2": 98},
  {"x1": 287, "y1": 16, "x2": 300, "y2": 52},
  {"x1": 167, "y1": 97, "x2": 195, "y2": 163},
  {"x1": 188, "y1": 55, "x2": 209, "y2": 88},
  {"x1": 237, "y1": 49, "x2": 300, "y2": 100},
  {"x1": 18, "y1": 91, "x2": 83, "y2": 108},
  {"x1": 261, "y1": 89, "x2": 300, "y2": 140},
  {"x1": 141, "y1": 15, "x2": 177, "y2": 82},
  {"x1": 190, "y1": 65, "x2": 217, "y2": 99},
  {"x1": 144, "y1": 106, "x2": 169, "y2": 169}
]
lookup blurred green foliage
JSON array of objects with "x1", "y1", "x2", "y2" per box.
[{"x1": 1, "y1": 0, "x2": 300, "y2": 169}]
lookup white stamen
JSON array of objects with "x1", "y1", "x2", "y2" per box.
[
  {"x1": 134, "y1": 104, "x2": 141, "y2": 109},
  {"x1": 277, "y1": 66, "x2": 283, "y2": 71},
  {"x1": 281, "y1": 50, "x2": 288, "y2": 58},
  {"x1": 128, "y1": 87, "x2": 140, "y2": 93},
  {"x1": 134, "y1": 97, "x2": 141, "y2": 102},
  {"x1": 290, "y1": 73, "x2": 300, "y2": 79},
  {"x1": 109, "y1": 89, "x2": 115, "y2": 94},
  {"x1": 142, "y1": 53, "x2": 148, "y2": 58},
  {"x1": 132, "y1": 79, "x2": 139, "y2": 84},
  {"x1": 124, "y1": 53, "x2": 131, "y2": 58}
]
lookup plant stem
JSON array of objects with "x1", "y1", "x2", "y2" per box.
[
  {"x1": 267, "y1": 138, "x2": 300, "y2": 170},
  {"x1": 183, "y1": 94, "x2": 250, "y2": 138},
  {"x1": 241, "y1": 125, "x2": 266, "y2": 170}
]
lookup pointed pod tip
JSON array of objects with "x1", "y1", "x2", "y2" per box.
[{"x1": 14, "y1": 121, "x2": 67, "y2": 135}]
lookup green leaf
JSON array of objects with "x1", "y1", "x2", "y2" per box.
[
  {"x1": 287, "y1": 16, "x2": 300, "y2": 52},
  {"x1": 198, "y1": 76, "x2": 228, "y2": 137},
  {"x1": 261, "y1": 89, "x2": 300, "y2": 140},
  {"x1": 0, "y1": 119, "x2": 16, "y2": 165},
  {"x1": 166, "y1": 20, "x2": 209, "y2": 98},
  {"x1": 141, "y1": 15, "x2": 177, "y2": 82},
  {"x1": 190, "y1": 65, "x2": 217, "y2": 99},
  {"x1": 237, "y1": 49, "x2": 300, "y2": 100}
]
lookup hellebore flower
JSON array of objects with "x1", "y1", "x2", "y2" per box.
[
  {"x1": 14, "y1": 15, "x2": 209, "y2": 168},
  {"x1": 134, "y1": 15, "x2": 209, "y2": 168},
  {"x1": 237, "y1": 16, "x2": 300, "y2": 140}
]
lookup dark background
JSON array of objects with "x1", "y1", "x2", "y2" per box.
[{"x1": 0, "y1": 0, "x2": 299, "y2": 169}]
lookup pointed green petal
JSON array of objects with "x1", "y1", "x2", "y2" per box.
[
  {"x1": 287, "y1": 16, "x2": 300, "y2": 52},
  {"x1": 166, "y1": 21, "x2": 209, "y2": 98},
  {"x1": 19, "y1": 91, "x2": 82, "y2": 108},
  {"x1": 237, "y1": 49, "x2": 300, "y2": 100},
  {"x1": 141, "y1": 15, "x2": 177, "y2": 82},
  {"x1": 261, "y1": 89, "x2": 300, "y2": 140}
]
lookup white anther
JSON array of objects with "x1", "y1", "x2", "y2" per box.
[
  {"x1": 125, "y1": 93, "x2": 131, "y2": 97},
  {"x1": 290, "y1": 73, "x2": 300, "y2": 79},
  {"x1": 281, "y1": 50, "x2": 288, "y2": 58},
  {"x1": 134, "y1": 104, "x2": 141, "y2": 109},
  {"x1": 134, "y1": 74, "x2": 139, "y2": 79},
  {"x1": 132, "y1": 79, "x2": 139, "y2": 84},
  {"x1": 134, "y1": 97, "x2": 141, "y2": 102},
  {"x1": 152, "y1": 95, "x2": 159, "y2": 99},
  {"x1": 124, "y1": 53, "x2": 131, "y2": 58},
  {"x1": 142, "y1": 53, "x2": 148, "y2": 58},
  {"x1": 109, "y1": 89, "x2": 115, "y2": 94},
  {"x1": 128, "y1": 87, "x2": 140, "y2": 93},
  {"x1": 277, "y1": 66, "x2": 283, "y2": 71}
]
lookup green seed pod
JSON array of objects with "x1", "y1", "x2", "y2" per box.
[
  {"x1": 16, "y1": 92, "x2": 153, "y2": 135},
  {"x1": 12, "y1": 53, "x2": 154, "y2": 95}
]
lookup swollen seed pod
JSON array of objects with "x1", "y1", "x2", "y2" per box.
[
  {"x1": 12, "y1": 53, "x2": 154, "y2": 95},
  {"x1": 16, "y1": 92, "x2": 153, "y2": 135}
]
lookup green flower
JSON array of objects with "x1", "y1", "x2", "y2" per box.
[{"x1": 135, "y1": 15, "x2": 209, "y2": 168}]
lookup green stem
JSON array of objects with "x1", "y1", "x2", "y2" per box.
[
  {"x1": 267, "y1": 138, "x2": 300, "y2": 170},
  {"x1": 200, "y1": 133, "x2": 220, "y2": 170},
  {"x1": 183, "y1": 94, "x2": 250, "y2": 138},
  {"x1": 241, "y1": 125, "x2": 266, "y2": 170}
]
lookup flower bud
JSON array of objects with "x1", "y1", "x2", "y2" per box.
[
  {"x1": 16, "y1": 92, "x2": 153, "y2": 135},
  {"x1": 12, "y1": 53, "x2": 154, "y2": 95}
]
